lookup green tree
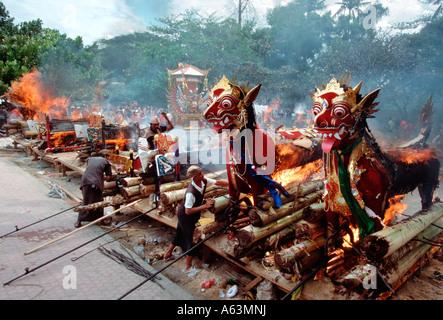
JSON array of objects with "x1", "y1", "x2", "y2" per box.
[
  {"x1": 95, "y1": 10, "x2": 266, "y2": 106},
  {"x1": 38, "y1": 35, "x2": 103, "y2": 103},
  {"x1": 266, "y1": 0, "x2": 333, "y2": 71},
  {"x1": 0, "y1": 1, "x2": 16, "y2": 40},
  {"x1": 0, "y1": 1, "x2": 61, "y2": 94},
  {"x1": 258, "y1": 0, "x2": 333, "y2": 105},
  {"x1": 334, "y1": 0, "x2": 372, "y2": 21},
  {"x1": 332, "y1": 0, "x2": 388, "y2": 40}
]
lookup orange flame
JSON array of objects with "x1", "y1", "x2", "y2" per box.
[
  {"x1": 105, "y1": 132, "x2": 132, "y2": 151},
  {"x1": 343, "y1": 225, "x2": 360, "y2": 248},
  {"x1": 6, "y1": 70, "x2": 70, "y2": 120},
  {"x1": 50, "y1": 131, "x2": 77, "y2": 148},
  {"x1": 263, "y1": 98, "x2": 280, "y2": 124},
  {"x1": 71, "y1": 108, "x2": 84, "y2": 121},
  {"x1": 383, "y1": 195, "x2": 407, "y2": 226},
  {"x1": 272, "y1": 159, "x2": 323, "y2": 187},
  {"x1": 389, "y1": 148, "x2": 438, "y2": 165}
]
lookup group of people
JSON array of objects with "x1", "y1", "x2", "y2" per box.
[
  {"x1": 69, "y1": 102, "x2": 174, "y2": 131},
  {"x1": 78, "y1": 110, "x2": 228, "y2": 272}
]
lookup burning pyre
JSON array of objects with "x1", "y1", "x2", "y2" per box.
[{"x1": 6, "y1": 70, "x2": 70, "y2": 120}]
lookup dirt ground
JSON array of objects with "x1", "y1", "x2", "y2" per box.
[{"x1": 2, "y1": 139, "x2": 442, "y2": 300}]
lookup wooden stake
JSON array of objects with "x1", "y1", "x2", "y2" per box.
[{"x1": 24, "y1": 199, "x2": 142, "y2": 255}]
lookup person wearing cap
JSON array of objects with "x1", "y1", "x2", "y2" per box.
[
  {"x1": 75, "y1": 152, "x2": 113, "y2": 228},
  {"x1": 163, "y1": 165, "x2": 229, "y2": 272},
  {"x1": 145, "y1": 111, "x2": 174, "y2": 150}
]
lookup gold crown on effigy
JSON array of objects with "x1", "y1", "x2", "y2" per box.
[{"x1": 310, "y1": 73, "x2": 381, "y2": 118}]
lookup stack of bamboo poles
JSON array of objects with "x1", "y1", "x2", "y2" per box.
[
  {"x1": 234, "y1": 181, "x2": 324, "y2": 250},
  {"x1": 79, "y1": 175, "x2": 165, "y2": 213},
  {"x1": 156, "y1": 170, "x2": 230, "y2": 217},
  {"x1": 272, "y1": 202, "x2": 326, "y2": 275},
  {"x1": 2, "y1": 120, "x2": 21, "y2": 135},
  {"x1": 2, "y1": 120, "x2": 38, "y2": 138},
  {"x1": 192, "y1": 180, "x2": 325, "y2": 266},
  {"x1": 84, "y1": 170, "x2": 228, "y2": 214},
  {"x1": 338, "y1": 202, "x2": 443, "y2": 292}
]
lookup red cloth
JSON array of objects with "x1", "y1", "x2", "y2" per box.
[{"x1": 278, "y1": 130, "x2": 303, "y2": 139}]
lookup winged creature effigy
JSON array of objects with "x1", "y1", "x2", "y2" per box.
[
  {"x1": 203, "y1": 76, "x2": 323, "y2": 213},
  {"x1": 310, "y1": 74, "x2": 440, "y2": 277}
]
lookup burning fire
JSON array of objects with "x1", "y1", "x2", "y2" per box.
[
  {"x1": 6, "y1": 70, "x2": 70, "y2": 120},
  {"x1": 383, "y1": 195, "x2": 407, "y2": 226},
  {"x1": 262, "y1": 98, "x2": 280, "y2": 125},
  {"x1": 272, "y1": 159, "x2": 323, "y2": 187},
  {"x1": 343, "y1": 225, "x2": 360, "y2": 248},
  {"x1": 105, "y1": 132, "x2": 133, "y2": 151},
  {"x1": 50, "y1": 131, "x2": 77, "y2": 148},
  {"x1": 389, "y1": 148, "x2": 438, "y2": 165}
]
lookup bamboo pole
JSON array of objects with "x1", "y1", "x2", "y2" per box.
[
  {"x1": 75, "y1": 200, "x2": 117, "y2": 213},
  {"x1": 274, "y1": 237, "x2": 326, "y2": 273},
  {"x1": 104, "y1": 180, "x2": 117, "y2": 189},
  {"x1": 302, "y1": 202, "x2": 326, "y2": 223},
  {"x1": 294, "y1": 219, "x2": 325, "y2": 240},
  {"x1": 193, "y1": 221, "x2": 226, "y2": 243},
  {"x1": 139, "y1": 170, "x2": 226, "y2": 196},
  {"x1": 24, "y1": 199, "x2": 142, "y2": 255},
  {"x1": 248, "y1": 190, "x2": 323, "y2": 227},
  {"x1": 121, "y1": 177, "x2": 141, "y2": 187},
  {"x1": 160, "y1": 185, "x2": 226, "y2": 205},
  {"x1": 384, "y1": 216, "x2": 443, "y2": 269},
  {"x1": 361, "y1": 202, "x2": 443, "y2": 261},
  {"x1": 255, "y1": 180, "x2": 323, "y2": 210},
  {"x1": 385, "y1": 239, "x2": 441, "y2": 288},
  {"x1": 236, "y1": 205, "x2": 306, "y2": 248},
  {"x1": 74, "y1": 194, "x2": 148, "y2": 213},
  {"x1": 121, "y1": 185, "x2": 141, "y2": 198},
  {"x1": 265, "y1": 223, "x2": 298, "y2": 250}
]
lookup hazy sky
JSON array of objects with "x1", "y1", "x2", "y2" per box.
[{"x1": 2, "y1": 0, "x2": 434, "y2": 45}]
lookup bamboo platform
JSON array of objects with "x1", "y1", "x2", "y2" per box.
[{"x1": 132, "y1": 198, "x2": 298, "y2": 293}]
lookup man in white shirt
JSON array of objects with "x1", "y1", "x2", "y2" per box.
[{"x1": 163, "y1": 165, "x2": 228, "y2": 271}]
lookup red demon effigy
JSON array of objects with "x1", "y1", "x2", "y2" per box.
[
  {"x1": 203, "y1": 76, "x2": 323, "y2": 212},
  {"x1": 310, "y1": 74, "x2": 440, "y2": 277}
]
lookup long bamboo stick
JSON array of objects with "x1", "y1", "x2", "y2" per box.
[
  {"x1": 159, "y1": 170, "x2": 226, "y2": 193},
  {"x1": 160, "y1": 185, "x2": 224, "y2": 205},
  {"x1": 383, "y1": 216, "x2": 443, "y2": 270},
  {"x1": 24, "y1": 199, "x2": 142, "y2": 255},
  {"x1": 361, "y1": 202, "x2": 443, "y2": 260},
  {"x1": 139, "y1": 170, "x2": 227, "y2": 196},
  {"x1": 274, "y1": 237, "x2": 326, "y2": 273},
  {"x1": 248, "y1": 190, "x2": 323, "y2": 227},
  {"x1": 255, "y1": 180, "x2": 323, "y2": 210},
  {"x1": 236, "y1": 205, "x2": 306, "y2": 248}
]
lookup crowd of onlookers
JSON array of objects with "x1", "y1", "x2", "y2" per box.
[{"x1": 69, "y1": 102, "x2": 172, "y2": 130}]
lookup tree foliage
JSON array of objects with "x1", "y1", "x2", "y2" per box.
[{"x1": 0, "y1": 2, "x2": 65, "y2": 93}]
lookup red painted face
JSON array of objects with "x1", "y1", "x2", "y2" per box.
[
  {"x1": 312, "y1": 92, "x2": 355, "y2": 153},
  {"x1": 203, "y1": 88, "x2": 241, "y2": 133}
]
